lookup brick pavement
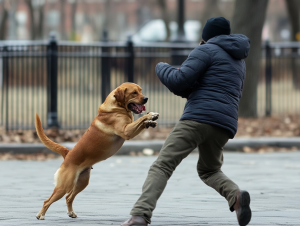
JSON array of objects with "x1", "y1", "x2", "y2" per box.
[{"x1": 0, "y1": 152, "x2": 300, "y2": 225}]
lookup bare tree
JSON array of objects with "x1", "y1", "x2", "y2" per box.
[
  {"x1": 25, "y1": 0, "x2": 45, "y2": 40},
  {"x1": 60, "y1": 0, "x2": 66, "y2": 40},
  {"x1": 285, "y1": 0, "x2": 300, "y2": 41},
  {"x1": 231, "y1": 0, "x2": 269, "y2": 117},
  {"x1": 70, "y1": 0, "x2": 78, "y2": 40},
  {"x1": 102, "y1": 0, "x2": 113, "y2": 40},
  {"x1": 200, "y1": 0, "x2": 223, "y2": 35},
  {"x1": 84, "y1": 0, "x2": 97, "y2": 41},
  {"x1": 0, "y1": 0, "x2": 10, "y2": 40},
  {"x1": 36, "y1": 1, "x2": 44, "y2": 39},
  {"x1": 25, "y1": 0, "x2": 35, "y2": 39},
  {"x1": 285, "y1": 0, "x2": 300, "y2": 89}
]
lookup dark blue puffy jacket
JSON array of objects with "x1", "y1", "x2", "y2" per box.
[{"x1": 155, "y1": 34, "x2": 250, "y2": 138}]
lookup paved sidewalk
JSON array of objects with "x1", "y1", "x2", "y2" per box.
[{"x1": 0, "y1": 152, "x2": 300, "y2": 225}]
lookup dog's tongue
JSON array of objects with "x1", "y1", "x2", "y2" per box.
[{"x1": 136, "y1": 104, "x2": 146, "y2": 112}]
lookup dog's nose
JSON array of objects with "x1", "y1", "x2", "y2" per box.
[{"x1": 143, "y1": 97, "x2": 148, "y2": 104}]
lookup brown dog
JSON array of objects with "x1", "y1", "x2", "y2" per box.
[{"x1": 35, "y1": 82, "x2": 159, "y2": 220}]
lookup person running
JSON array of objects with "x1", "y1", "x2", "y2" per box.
[{"x1": 121, "y1": 17, "x2": 251, "y2": 226}]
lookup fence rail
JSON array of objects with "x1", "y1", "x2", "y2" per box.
[{"x1": 0, "y1": 36, "x2": 300, "y2": 131}]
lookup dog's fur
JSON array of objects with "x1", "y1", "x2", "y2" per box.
[{"x1": 35, "y1": 83, "x2": 159, "y2": 220}]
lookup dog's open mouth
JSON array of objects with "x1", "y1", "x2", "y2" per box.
[{"x1": 128, "y1": 103, "x2": 146, "y2": 114}]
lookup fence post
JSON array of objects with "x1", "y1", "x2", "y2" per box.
[
  {"x1": 171, "y1": 0, "x2": 188, "y2": 66},
  {"x1": 47, "y1": 32, "x2": 59, "y2": 128},
  {"x1": 171, "y1": 0, "x2": 187, "y2": 42},
  {"x1": 265, "y1": 40, "x2": 272, "y2": 116},
  {"x1": 126, "y1": 36, "x2": 134, "y2": 83},
  {"x1": 3, "y1": 46, "x2": 9, "y2": 131},
  {"x1": 101, "y1": 31, "x2": 111, "y2": 103}
]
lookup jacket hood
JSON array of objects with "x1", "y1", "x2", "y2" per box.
[{"x1": 207, "y1": 34, "x2": 250, "y2": 60}]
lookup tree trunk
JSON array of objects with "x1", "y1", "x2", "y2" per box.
[
  {"x1": 285, "y1": 0, "x2": 300, "y2": 89},
  {"x1": 60, "y1": 0, "x2": 66, "y2": 40},
  {"x1": 102, "y1": 0, "x2": 113, "y2": 40},
  {"x1": 0, "y1": 1, "x2": 9, "y2": 40},
  {"x1": 70, "y1": 0, "x2": 78, "y2": 40},
  {"x1": 25, "y1": 0, "x2": 35, "y2": 40},
  {"x1": 157, "y1": 0, "x2": 171, "y2": 41},
  {"x1": 285, "y1": 0, "x2": 300, "y2": 41},
  {"x1": 37, "y1": 3, "x2": 44, "y2": 39},
  {"x1": 231, "y1": 0, "x2": 269, "y2": 117},
  {"x1": 200, "y1": 0, "x2": 222, "y2": 37}
]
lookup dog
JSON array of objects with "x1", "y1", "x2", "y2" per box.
[{"x1": 35, "y1": 82, "x2": 159, "y2": 220}]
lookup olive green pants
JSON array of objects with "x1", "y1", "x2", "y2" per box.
[{"x1": 130, "y1": 120, "x2": 240, "y2": 223}]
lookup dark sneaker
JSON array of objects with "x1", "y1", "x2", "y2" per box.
[
  {"x1": 234, "y1": 190, "x2": 252, "y2": 226},
  {"x1": 121, "y1": 216, "x2": 148, "y2": 226}
]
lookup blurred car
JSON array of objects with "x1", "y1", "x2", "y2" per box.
[{"x1": 132, "y1": 19, "x2": 201, "y2": 43}]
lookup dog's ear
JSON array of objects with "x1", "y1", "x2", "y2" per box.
[{"x1": 114, "y1": 87, "x2": 127, "y2": 104}]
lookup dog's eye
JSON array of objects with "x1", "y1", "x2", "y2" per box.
[{"x1": 132, "y1": 91, "x2": 137, "y2": 95}]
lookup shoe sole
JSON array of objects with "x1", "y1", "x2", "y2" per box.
[
  {"x1": 238, "y1": 190, "x2": 252, "y2": 226},
  {"x1": 121, "y1": 224, "x2": 147, "y2": 226}
]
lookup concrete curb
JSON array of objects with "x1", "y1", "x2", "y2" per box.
[
  {"x1": 224, "y1": 137, "x2": 300, "y2": 150},
  {"x1": 0, "y1": 137, "x2": 300, "y2": 155}
]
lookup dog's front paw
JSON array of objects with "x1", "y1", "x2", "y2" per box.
[
  {"x1": 147, "y1": 112, "x2": 159, "y2": 121},
  {"x1": 68, "y1": 211, "x2": 77, "y2": 218},
  {"x1": 36, "y1": 213, "x2": 45, "y2": 220},
  {"x1": 144, "y1": 120, "x2": 157, "y2": 129}
]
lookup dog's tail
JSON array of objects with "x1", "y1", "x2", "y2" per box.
[{"x1": 35, "y1": 113, "x2": 69, "y2": 158}]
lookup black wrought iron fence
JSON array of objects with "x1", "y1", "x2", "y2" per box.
[
  {"x1": 0, "y1": 36, "x2": 299, "y2": 131},
  {"x1": 258, "y1": 41, "x2": 300, "y2": 117}
]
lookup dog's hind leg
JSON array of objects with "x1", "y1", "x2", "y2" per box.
[
  {"x1": 36, "y1": 167, "x2": 77, "y2": 220},
  {"x1": 36, "y1": 187, "x2": 66, "y2": 220},
  {"x1": 66, "y1": 167, "x2": 91, "y2": 218}
]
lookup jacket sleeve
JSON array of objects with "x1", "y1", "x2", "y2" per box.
[
  {"x1": 239, "y1": 60, "x2": 246, "y2": 98},
  {"x1": 155, "y1": 45, "x2": 211, "y2": 98}
]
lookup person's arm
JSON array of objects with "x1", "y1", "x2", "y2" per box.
[{"x1": 155, "y1": 46, "x2": 211, "y2": 97}]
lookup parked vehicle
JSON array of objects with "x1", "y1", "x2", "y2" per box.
[{"x1": 132, "y1": 19, "x2": 201, "y2": 42}]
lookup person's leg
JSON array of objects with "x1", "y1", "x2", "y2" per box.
[
  {"x1": 129, "y1": 120, "x2": 209, "y2": 224},
  {"x1": 197, "y1": 124, "x2": 251, "y2": 225},
  {"x1": 196, "y1": 125, "x2": 240, "y2": 211}
]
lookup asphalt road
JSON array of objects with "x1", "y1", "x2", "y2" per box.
[{"x1": 0, "y1": 152, "x2": 300, "y2": 226}]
